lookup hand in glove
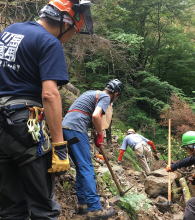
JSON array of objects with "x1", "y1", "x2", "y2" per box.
[
  {"x1": 188, "y1": 174, "x2": 195, "y2": 185},
  {"x1": 48, "y1": 141, "x2": 70, "y2": 173},
  {"x1": 165, "y1": 166, "x2": 173, "y2": 172},
  {"x1": 94, "y1": 133, "x2": 104, "y2": 148},
  {"x1": 147, "y1": 140, "x2": 157, "y2": 151},
  {"x1": 118, "y1": 149, "x2": 125, "y2": 162}
]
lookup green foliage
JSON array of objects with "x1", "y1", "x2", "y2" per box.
[
  {"x1": 158, "y1": 138, "x2": 187, "y2": 161},
  {"x1": 192, "y1": 103, "x2": 195, "y2": 112},
  {"x1": 112, "y1": 128, "x2": 126, "y2": 143},
  {"x1": 77, "y1": 0, "x2": 193, "y2": 164},
  {"x1": 110, "y1": 33, "x2": 143, "y2": 46},
  {"x1": 101, "y1": 171, "x2": 118, "y2": 195},
  {"x1": 85, "y1": 58, "x2": 108, "y2": 74},
  {"x1": 66, "y1": 0, "x2": 193, "y2": 147},
  {"x1": 140, "y1": 73, "x2": 182, "y2": 101},
  {"x1": 124, "y1": 147, "x2": 142, "y2": 172},
  {"x1": 151, "y1": 27, "x2": 195, "y2": 96},
  {"x1": 145, "y1": 126, "x2": 167, "y2": 145},
  {"x1": 127, "y1": 108, "x2": 156, "y2": 129},
  {"x1": 116, "y1": 71, "x2": 183, "y2": 129},
  {"x1": 119, "y1": 192, "x2": 152, "y2": 219},
  {"x1": 109, "y1": 33, "x2": 144, "y2": 54},
  {"x1": 63, "y1": 181, "x2": 73, "y2": 192}
]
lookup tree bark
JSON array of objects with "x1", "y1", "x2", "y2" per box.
[{"x1": 106, "y1": 121, "x2": 112, "y2": 146}]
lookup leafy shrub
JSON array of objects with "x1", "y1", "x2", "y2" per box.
[
  {"x1": 124, "y1": 148, "x2": 142, "y2": 171},
  {"x1": 157, "y1": 137, "x2": 187, "y2": 161},
  {"x1": 101, "y1": 172, "x2": 118, "y2": 195},
  {"x1": 119, "y1": 192, "x2": 152, "y2": 220},
  {"x1": 160, "y1": 94, "x2": 195, "y2": 136}
]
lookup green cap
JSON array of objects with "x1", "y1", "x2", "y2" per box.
[{"x1": 182, "y1": 131, "x2": 195, "y2": 147}]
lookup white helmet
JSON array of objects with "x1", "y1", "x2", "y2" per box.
[{"x1": 127, "y1": 128, "x2": 135, "y2": 134}]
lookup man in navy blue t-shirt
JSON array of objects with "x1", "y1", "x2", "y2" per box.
[{"x1": 0, "y1": 0, "x2": 93, "y2": 219}]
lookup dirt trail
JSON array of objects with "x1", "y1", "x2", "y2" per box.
[{"x1": 54, "y1": 153, "x2": 185, "y2": 220}]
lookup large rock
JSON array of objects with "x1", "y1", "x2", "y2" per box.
[{"x1": 144, "y1": 169, "x2": 178, "y2": 198}]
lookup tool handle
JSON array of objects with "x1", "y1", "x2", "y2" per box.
[
  {"x1": 99, "y1": 145, "x2": 124, "y2": 196},
  {"x1": 168, "y1": 119, "x2": 171, "y2": 167},
  {"x1": 168, "y1": 119, "x2": 172, "y2": 203}
]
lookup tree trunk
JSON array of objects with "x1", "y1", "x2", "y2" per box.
[{"x1": 106, "y1": 121, "x2": 112, "y2": 146}]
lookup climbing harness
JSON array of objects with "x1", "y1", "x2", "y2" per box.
[
  {"x1": 27, "y1": 107, "x2": 51, "y2": 155},
  {"x1": 27, "y1": 107, "x2": 42, "y2": 142}
]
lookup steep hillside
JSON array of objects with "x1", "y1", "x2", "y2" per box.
[{"x1": 54, "y1": 137, "x2": 189, "y2": 220}]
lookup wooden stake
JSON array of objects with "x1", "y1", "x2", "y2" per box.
[{"x1": 168, "y1": 119, "x2": 172, "y2": 204}]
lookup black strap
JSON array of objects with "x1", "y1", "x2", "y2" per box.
[
  {"x1": 68, "y1": 137, "x2": 79, "y2": 145},
  {"x1": 57, "y1": 13, "x2": 74, "y2": 40},
  {"x1": 55, "y1": 137, "x2": 79, "y2": 150}
]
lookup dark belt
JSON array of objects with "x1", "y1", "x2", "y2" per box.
[
  {"x1": 0, "y1": 103, "x2": 31, "y2": 112},
  {"x1": 0, "y1": 98, "x2": 42, "y2": 113}
]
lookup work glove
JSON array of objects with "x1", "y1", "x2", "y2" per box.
[
  {"x1": 48, "y1": 141, "x2": 70, "y2": 173},
  {"x1": 147, "y1": 140, "x2": 157, "y2": 151},
  {"x1": 165, "y1": 166, "x2": 173, "y2": 172},
  {"x1": 188, "y1": 174, "x2": 195, "y2": 185},
  {"x1": 94, "y1": 133, "x2": 104, "y2": 148},
  {"x1": 95, "y1": 153, "x2": 104, "y2": 160},
  {"x1": 118, "y1": 149, "x2": 125, "y2": 161}
]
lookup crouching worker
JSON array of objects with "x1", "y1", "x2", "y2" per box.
[
  {"x1": 62, "y1": 79, "x2": 123, "y2": 219},
  {"x1": 118, "y1": 128, "x2": 158, "y2": 175},
  {"x1": 0, "y1": 0, "x2": 93, "y2": 218},
  {"x1": 166, "y1": 131, "x2": 195, "y2": 220}
]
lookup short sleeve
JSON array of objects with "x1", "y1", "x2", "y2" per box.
[
  {"x1": 96, "y1": 93, "x2": 110, "y2": 113},
  {"x1": 120, "y1": 136, "x2": 128, "y2": 150},
  {"x1": 39, "y1": 36, "x2": 69, "y2": 85}
]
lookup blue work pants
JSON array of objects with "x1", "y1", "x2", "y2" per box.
[{"x1": 63, "y1": 129, "x2": 102, "y2": 211}]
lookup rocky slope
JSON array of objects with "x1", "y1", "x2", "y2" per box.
[
  {"x1": 54, "y1": 141, "x2": 188, "y2": 220},
  {"x1": 56, "y1": 86, "x2": 188, "y2": 220}
]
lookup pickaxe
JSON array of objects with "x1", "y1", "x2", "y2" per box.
[{"x1": 98, "y1": 144, "x2": 133, "y2": 197}]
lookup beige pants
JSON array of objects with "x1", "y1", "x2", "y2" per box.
[{"x1": 134, "y1": 141, "x2": 153, "y2": 175}]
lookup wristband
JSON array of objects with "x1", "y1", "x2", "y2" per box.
[{"x1": 52, "y1": 141, "x2": 67, "y2": 147}]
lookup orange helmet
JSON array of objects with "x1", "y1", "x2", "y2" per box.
[{"x1": 40, "y1": 0, "x2": 93, "y2": 34}]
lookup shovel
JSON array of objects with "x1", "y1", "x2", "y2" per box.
[{"x1": 98, "y1": 144, "x2": 132, "y2": 197}]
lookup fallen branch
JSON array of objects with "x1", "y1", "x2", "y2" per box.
[{"x1": 179, "y1": 177, "x2": 191, "y2": 203}]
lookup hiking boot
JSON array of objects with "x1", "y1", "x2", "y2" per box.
[
  {"x1": 77, "y1": 204, "x2": 88, "y2": 215},
  {"x1": 86, "y1": 207, "x2": 115, "y2": 220}
]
